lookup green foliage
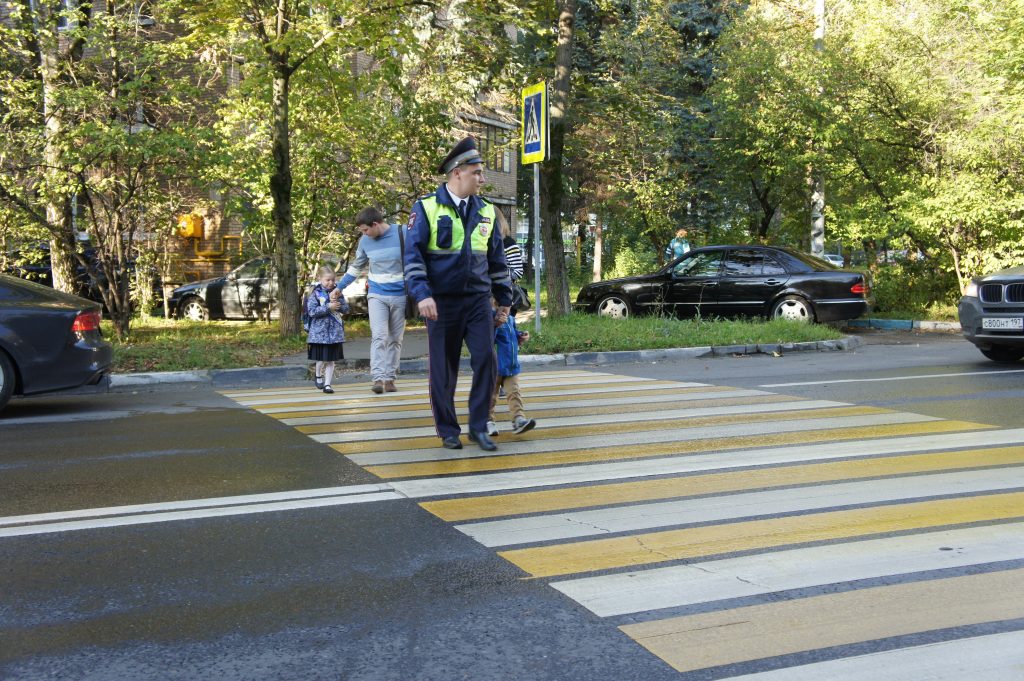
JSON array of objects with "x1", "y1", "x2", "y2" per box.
[
  {"x1": 869, "y1": 261, "x2": 959, "y2": 315},
  {"x1": 527, "y1": 313, "x2": 843, "y2": 355},
  {"x1": 607, "y1": 243, "x2": 656, "y2": 280}
]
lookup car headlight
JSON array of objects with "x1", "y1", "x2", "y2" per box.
[{"x1": 963, "y1": 281, "x2": 979, "y2": 298}]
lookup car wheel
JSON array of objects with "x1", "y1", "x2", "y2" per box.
[
  {"x1": 178, "y1": 296, "x2": 209, "y2": 322},
  {"x1": 0, "y1": 351, "x2": 15, "y2": 412},
  {"x1": 979, "y1": 345, "x2": 1024, "y2": 363},
  {"x1": 596, "y1": 294, "x2": 632, "y2": 319},
  {"x1": 771, "y1": 295, "x2": 815, "y2": 323}
]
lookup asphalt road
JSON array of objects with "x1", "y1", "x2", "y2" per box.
[{"x1": 2, "y1": 331, "x2": 1022, "y2": 680}]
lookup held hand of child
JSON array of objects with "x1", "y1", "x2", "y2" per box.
[
  {"x1": 329, "y1": 287, "x2": 342, "y2": 300},
  {"x1": 517, "y1": 330, "x2": 529, "y2": 344},
  {"x1": 328, "y1": 300, "x2": 342, "y2": 311}
]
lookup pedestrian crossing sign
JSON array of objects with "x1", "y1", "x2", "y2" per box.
[{"x1": 521, "y1": 82, "x2": 547, "y2": 164}]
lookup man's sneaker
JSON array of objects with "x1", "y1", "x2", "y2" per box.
[
  {"x1": 384, "y1": 380, "x2": 397, "y2": 392},
  {"x1": 371, "y1": 381, "x2": 384, "y2": 394},
  {"x1": 486, "y1": 420, "x2": 499, "y2": 436},
  {"x1": 511, "y1": 416, "x2": 536, "y2": 434}
]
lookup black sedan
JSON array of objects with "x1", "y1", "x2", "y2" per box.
[
  {"x1": 0, "y1": 274, "x2": 113, "y2": 412},
  {"x1": 958, "y1": 265, "x2": 1024, "y2": 362},
  {"x1": 168, "y1": 257, "x2": 368, "y2": 322},
  {"x1": 574, "y1": 245, "x2": 870, "y2": 323}
]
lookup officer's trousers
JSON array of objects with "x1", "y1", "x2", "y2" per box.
[{"x1": 426, "y1": 293, "x2": 497, "y2": 439}]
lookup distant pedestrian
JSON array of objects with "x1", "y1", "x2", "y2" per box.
[
  {"x1": 306, "y1": 265, "x2": 349, "y2": 394},
  {"x1": 338, "y1": 207, "x2": 407, "y2": 394},
  {"x1": 487, "y1": 309, "x2": 536, "y2": 437},
  {"x1": 404, "y1": 136, "x2": 513, "y2": 451},
  {"x1": 495, "y1": 210, "x2": 528, "y2": 315},
  {"x1": 664, "y1": 228, "x2": 691, "y2": 262}
]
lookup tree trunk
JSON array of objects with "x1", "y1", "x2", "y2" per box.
[
  {"x1": 38, "y1": 20, "x2": 79, "y2": 294},
  {"x1": 270, "y1": 70, "x2": 300, "y2": 336},
  {"x1": 538, "y1": 0, "x2": 577, "y2": 317},
  {"x1": 592, "y1": 214, "x2": 602, "y2": 282}
]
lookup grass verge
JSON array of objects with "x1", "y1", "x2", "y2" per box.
[{"x1": 524, "y1": 313, "x2": 844, "y2": 355}]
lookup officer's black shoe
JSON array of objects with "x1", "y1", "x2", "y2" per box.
[
  {"x1": 441, "y1": 436, "x2": 463, "y2": 450},
  {"x1": 468, "y1": 430, "x2": 498, "y2": 451}
]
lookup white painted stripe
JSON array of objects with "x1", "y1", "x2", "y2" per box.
[
  {"x1": 0, "y1": 483, "x2": 395, "y2": 528},
  {"x1": 552, "y1": 523, "x2": 1024, "y2": 617},
  {"x1": 348, "y1": 412, "x2": 938, "y2": 465},
  {"x1": 236, "y1": 375, "x2": 674, "y2": 406},
  {"x1": 761, "y1": 368, "x2": 1024, "y2": 388},
  {"x1": 0, "y1": 492, "x2": 404, "y2": 538},
  {"x1": 245, "y1": 380, "x2": 711, "y2": 410},
  {"x1": 280, "y1": 389, "x2": 774, "y2": 426},
  {"x1": 723, "y1": 631, "x2": 1024, "y2": 681},
  {"x1": 318, "y1": 400, "x2": 848, "y2": 445},
  {"x1": 390, "y1": 429, "x2": 1024, "y2": 498},
  {"x1": 459, "y1": 468, "x2": 1024, "y2": 547},
  {"x1": 221, "y1": 370, "x2": 610, "y2": 398}
]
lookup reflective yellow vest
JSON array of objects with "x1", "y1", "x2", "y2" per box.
[{"x1": 420, "y1": 196, "x2": 496, "y2": 253}]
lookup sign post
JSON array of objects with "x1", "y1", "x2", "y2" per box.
[{"x1": 521, "y1": 82, "x2": 547, "y2": 334}]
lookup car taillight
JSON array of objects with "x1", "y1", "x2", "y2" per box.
[
  {"x1": 851, "y1": 282, "x2": 868, "y2": 296},
  {"x1": 72, "y1": 310, "x2": 102, "y2": 333}
]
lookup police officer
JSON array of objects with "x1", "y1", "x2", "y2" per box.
[{"x1": 404, "y1": 137, "x2": 513, "y2": 451}]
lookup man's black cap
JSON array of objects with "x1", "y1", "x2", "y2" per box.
[{"x1": 438, "y1": 136, "x2": 484, "y2": 174}]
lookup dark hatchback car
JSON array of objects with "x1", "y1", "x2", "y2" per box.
[
  {"x1": 168, "y1": 257, "x2": 368, "y2": 321},
  {"x1": 0, "y1": 274, "x2": 113, "y2": 412},
  {"x1": 958, "y1": 265, "x2": 1024, "y2": 362},
  {"x1": 574, "y1": 245, "x2": 870, "y2": 323}
]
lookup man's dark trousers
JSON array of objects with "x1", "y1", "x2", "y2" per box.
[{"x1": 426, "y1": 293, "x2": 497, "y2": 439}]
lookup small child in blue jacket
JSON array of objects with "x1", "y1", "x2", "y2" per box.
[
  {"x1": 306, "y1": 265, "x2": 349, "y2": 394},
  {"x1": 486, "y1": 312, "x2": 536, "y2": 436}
]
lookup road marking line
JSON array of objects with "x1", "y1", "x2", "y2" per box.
[
  {"x1": 280, "y1": 390, "x2": 779, "y2": 427},
  {"x1": 619, "y1": 567, "x2": 1024, "y2": 673},
  {"x1": 359, "y1": 416, "x2": 966, "y2": 475},
  {"x1": 761, "y1": 368, "x2": 1024, "y2": 387},
  {"x1": 219, "y1": 370, "x2": 609, "y2": 398},
  {"x1": 260, "y1": 384, "x2": 735, "y2": 418},
  {"x1": 422, "y1": 446, "x2": 1024, "y2": 522},
  {"x1": 722, "y1": 631, "x2": 1024, "y2": 681},
  {"x1": 458, "y1": 468, "x2": 1024, "y2": 547},
  {"x1": 307, "y1": 400, "x2": 854, "y2": 442},
  {"x1": 391, "y1": 427, "x2": 1021, "y2": 499},
  {"x1": 0, "y1": 483, "x2": 398, "y2": 528},
  {"x1": 553, "y1": 522, "x2": 1024, "y2": 617},
  {"x1": 234, "y1": 377, "x2": 687, "y2": 407},
  {"x1": 348, "y1": 409, "x2": 930, "y2": 461},
  {"x1": 498, "y1": 490, "x2": 1024, "y2": 578},
  {"x1": 0, "y1": 491, "x2": 404, "y2": 538}
]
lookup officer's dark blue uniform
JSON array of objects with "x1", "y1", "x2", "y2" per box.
[{"x1": 404, "y1": 138, "x2": 513, "y2": 448}]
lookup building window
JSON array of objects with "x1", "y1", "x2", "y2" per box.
[{"x1": 467, "y1": 121, "x2": 512, "y2": 174}]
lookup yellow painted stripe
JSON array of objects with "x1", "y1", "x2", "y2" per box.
[
  {"x1": 241, "y1": 379, "x2": 685, "y2": 410},
  {"x1": 263, "y1": 385, "x2": 732, "y2": 419},
  {"x1": 295, "y1": 395, "x2": 801, "y2": 435},
  {"x1": 499, "y1": 490, "x2": 1024, "y2": 578},
  {"x1": 422, "y1": 446, "x2": 1024, "y2": 522},
  {"x1": 621, "y1": 567, "x2": 1024, "y2": 673},
  {"x1": 362, "y1": 419, "x2": 986, "y2": 478},
  {"x1": 341, "y1": 405, "x2": 888, "y2": 456}
]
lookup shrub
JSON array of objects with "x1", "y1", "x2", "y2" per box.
[{"x1": 607, "y1": 244, "x2": 656, "y2": 280}]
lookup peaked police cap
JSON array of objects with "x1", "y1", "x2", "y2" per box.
[{"x1": 438, "y1": 136, "x2": 484, "y2": 174}]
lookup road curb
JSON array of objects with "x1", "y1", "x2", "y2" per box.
[
  {"x1": 99, "y1": 334, "x2": 864, "y2": 391},
  {"x1": 846, "y1": 318, "x2": 960, "y2": 332}
]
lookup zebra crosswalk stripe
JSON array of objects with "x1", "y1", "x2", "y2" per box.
[{"x1": 219, "y1": 368, "x2": 1024, "y2": 678}]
